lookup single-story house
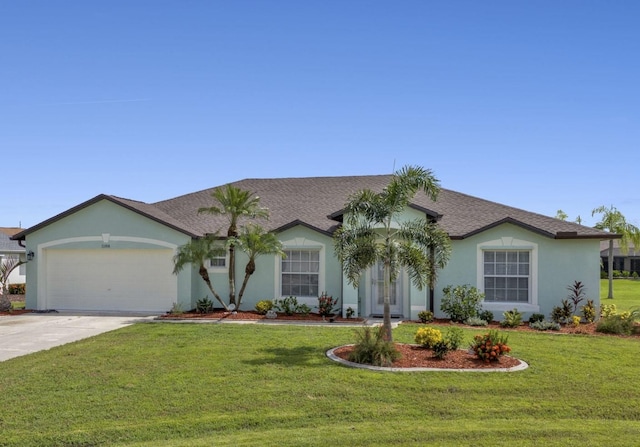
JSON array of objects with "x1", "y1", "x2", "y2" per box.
[
  {"x1": 600, "y1": 240, "x2": 639, "y2": 275},
  {"x1": 12, "y1": 175, "x2": 616, "y2": 319},
  {"x1": 1, "y1": 227, "x2": 26, "y2": 286}
]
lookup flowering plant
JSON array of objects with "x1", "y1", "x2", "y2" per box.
[
  {"x1": 469, "y1": 330, "x2": 511, "y2": 363},
  {"x1": 317, "y1": 292, "x2": 339, "y2": 317}
]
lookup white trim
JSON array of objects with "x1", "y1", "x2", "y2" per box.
[
  {"x1": 276, "y1": 237, "x2": 325, "y2": 303},
  {"x1": 476, "y1": 237, "x2": 539, "y2": 313}
]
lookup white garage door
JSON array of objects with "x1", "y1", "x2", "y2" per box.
[{"x1": 45, "y1": 249, "x2": 177, "y2": 312}]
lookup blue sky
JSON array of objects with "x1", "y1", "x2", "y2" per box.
[{"x1": 2, "y1": 1, "x2": 638, "y2": 229}]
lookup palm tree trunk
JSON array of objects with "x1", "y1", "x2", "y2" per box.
[
  {"x1": 228, "y1": 244, "x2": 236, "y2": 306},
  {"x1": 608, "y1": 240, "x2": 614, "y2": 299},
  {"x1": 199, "y1": 265, "x2": 229, "y2": 310},
  {"x1": 382, "y1": 262, "x2": 393, "y2": 342}
]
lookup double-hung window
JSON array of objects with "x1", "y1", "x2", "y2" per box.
[
  {"x1": 209, "y1": 254, "x2": 227, "y2": 269},
  {"x1": 483, "y1": 250, "x2": 530, "y2": 302},
  {"x1": 281, "y1": 249, "x2": 319, "y2": 297}
]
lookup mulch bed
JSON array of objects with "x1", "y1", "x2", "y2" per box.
[
  {"x1": 157, "y1": 309, "x2": 365, "y2": 323},
  {"x1": 332, "y1": 343, "x2": 523, "y2": 369}
]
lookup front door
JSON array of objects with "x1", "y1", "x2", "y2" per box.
[{"x1": 371, "y1": 261, "x2": 403, "y2": 316}]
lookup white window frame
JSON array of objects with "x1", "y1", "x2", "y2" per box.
[
  {"x1": 477, "y1": 237, "x2": 539, "y2": 313},
  {"x1": 276, "y1": 237, "x2": 325, "y2": 303},
  {"x1": 208, "y1": 252, "x2": 228, "y2": 271}
]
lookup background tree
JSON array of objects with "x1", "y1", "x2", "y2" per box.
[
  {"x1": 0, "y1": 257, "x2": 25, "y2": 312},
  {"x1": 172, "y1": 235, "x2": 229, "y2": 310},
  {"x1": 334, "y1": 165, "x2": 452, "y2": 341},
  {"x1": 198, "y1": 185, "x2": 269, "y2": 307},
  {"x1": 555, "y1": 209, "x2": 582, "y2": 224},
  {"x1": 231, "y1": 224, "x2": 285, "y2": 310},
  {"x1": 592, "y1": 205, "x2": 640, "y2": 299}
]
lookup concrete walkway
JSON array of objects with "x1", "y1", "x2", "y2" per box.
[{"x1": 0, "y1": 312, "x2": 157, "y2": 362}]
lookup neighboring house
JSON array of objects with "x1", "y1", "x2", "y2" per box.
[
  {"x1": 0, "y1": 227, "x2": 26, "y2": 286},
  {"x1": 600, "y1": 240, "x2": 639, "y2": 275},
  {"x1": 12, "y1": 175, "x2": 616, "y2": 318}
]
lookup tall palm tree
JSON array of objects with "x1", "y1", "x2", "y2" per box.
[
  {"x1": 198, "y1": 185, "x2": 269, "y2": 307},
  {"x1": 592, "y1": 205, "x2": 640, "y2": 299},
  {"x1": 232, "y1": 224, "x2": 286, "y2": 310},
  {"x1": 334, "y1": 165, "x2": 452, "y2": 341},
  {"x1": 172, "y1": 235, "x2": 229, "y2": 310}
]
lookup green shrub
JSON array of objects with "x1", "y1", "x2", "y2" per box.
[
  {"x1": 346, "y1": 307, "x2": 355, "y2": 319},
  {"x1": 633, "y1": 271, "x2": 639, "y2": 279},
  {"x1": 478, "y1": 310, "x2": 494, "y2": 323},
  {"x1": 348, "y1": 326, "x2": 400, "y2": 367},
  {"x1": 465, "y1": 317, "x2": 488, "y2": 326},
  {"x1": 622, "y1": 270, "x2": 630, "y2": 278},
  {"x1": 274, "y1": 296, "x2": 310, "y2": 315},
  {"x1": 500, "y1": 308, "x2": 523, "y2": 328},
  {"x1": 445, "y1": 327, "x2": 464, "y2": 350},
  {"x1": 551, "y1": 299, "x2": 573, "y2": 324},
  {"x1": 195, "y1": 296, "x2": 213, "y2": 314},
  {"x1": 529, "y1": 313, "x2": 545, "y2": 324},
  {"x1": 440, "y1": 284, "x2": 484, "y2": 323},
  {"x1": 431, "y1": 327, "x2": 464, "y2": 360},
  {"x1": 612, "y1": 270, "x2": 622, "y2": 278},
  {"x1": 417, "y1": 310, "x2": 434, "y2": 323},
  {"x1": 581, "y1": 300, "x2": 597, "y2": 323},
  {"x1": 8, "y1": 283, "x2": 25, "y2": 294},
  {"x1": 414, "y1": 326, "x2": 442, "y2": 348},
  {"x1": 596, "y1": 315, "x2": 634, "y2": 335},
  {"x1": 529, "y1": 320, "x2": 561, "y2": 331},
  {"x1": 255, "y1": 300, "x2": 274, "y2": 315},
  {"x1": 469, "y1": 330, "x2": 511, "y2": 363}
]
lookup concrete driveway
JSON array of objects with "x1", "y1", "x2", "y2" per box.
[{"x1": 0, "y1": 313, "x2": 157, "y2": 362}]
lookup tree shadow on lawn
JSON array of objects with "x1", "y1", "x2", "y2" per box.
[{"x1": 243, "y1": 345, "x2": 330, "y2": 367}]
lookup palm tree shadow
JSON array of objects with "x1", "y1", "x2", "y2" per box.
[{"x1": 243, "y1": 346, "x2": 327, "y2": 367}]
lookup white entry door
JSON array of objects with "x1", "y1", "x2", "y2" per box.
[{"x1": 371, "y1": 261, "x2": 402, "y2": 316}]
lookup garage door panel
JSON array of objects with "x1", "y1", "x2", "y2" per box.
[{"x1": 46, "y1": 249, "x2": 176, "y2": 312}]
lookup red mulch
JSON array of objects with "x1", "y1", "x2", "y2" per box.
[
  {"x1": 332, "y1": 343, "x2": 523, "y2": 369},
  {"x1": 157, "y1": 309, "x2": 365, "y2": 323}
]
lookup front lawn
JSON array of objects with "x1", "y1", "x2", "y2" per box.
[
  {"x1": 0, "y1": 323, "x2": 639, "y2": 446},
  {"x1": 600, "y1": 278, "x2": 640, "y2": 311}
]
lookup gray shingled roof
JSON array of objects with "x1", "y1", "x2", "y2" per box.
[
  {"x1": 13, "y1": 175, "x2": 616, "y2": 241},
  {"x1": 599, "y1": 240, "x2": 638, "y2": 257},
  {"x1": 0, "y1": 228, "x2": 25, "y2": 253},
  {"x1": 153, "y1": 175, "x2": 614, "y2": 240}
]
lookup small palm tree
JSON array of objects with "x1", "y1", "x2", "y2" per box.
[
  {"x1": 232, "y1": 224, "x2": 285, "y2": 310},
  {"x1": 0, "y1": 257, "x2": 24, "y2": 312},
  {"x1": 172, "y1": 235, "x2": 229, "y2": 310},
  {"x1": 592, "y1": 205, "x2": 640, "y2": 299},
  {"x1": 198, "y1": 185, "x2": 269, "y2": 306},
  {"x1": 334, "y1": 165, "x2": 452, "y2": 341}
]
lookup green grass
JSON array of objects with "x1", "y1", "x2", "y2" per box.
[
  {"x1": 0, "y1": 323, "x2": 639, "y2": 446},
  {"x1": 600, "y1": 278, "x2": 640, "y2": 311}
]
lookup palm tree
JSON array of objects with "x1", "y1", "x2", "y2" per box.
[
  {"x1": 198, "y1": 185, "x2": 269, "y2": 307},
  {"x1": 172, "y1": 235, "x2": 229, "y2": 310},
  {"x1": 592, "y1": 205, "x2": 640, "y2": 299},
  {"x1": 232, "y1": 224, "x2": 285, "y2": 310},
  {"x1": 0, "y1": 257, "x2": 25, "y2": 312},
  {"x1": 334, "y1": 165, "x2": 452, "y2": 341}
]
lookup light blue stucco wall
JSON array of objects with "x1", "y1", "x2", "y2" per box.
[
  {"x1": 192, "y1": 225, "x2": 342, "y2": 313},
  {"x1": 435, "y1": 223, "x2": 601, "y2": 320},
  {"x1": 24, "y1": 200, "x2": 193, "y2": 310}
]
